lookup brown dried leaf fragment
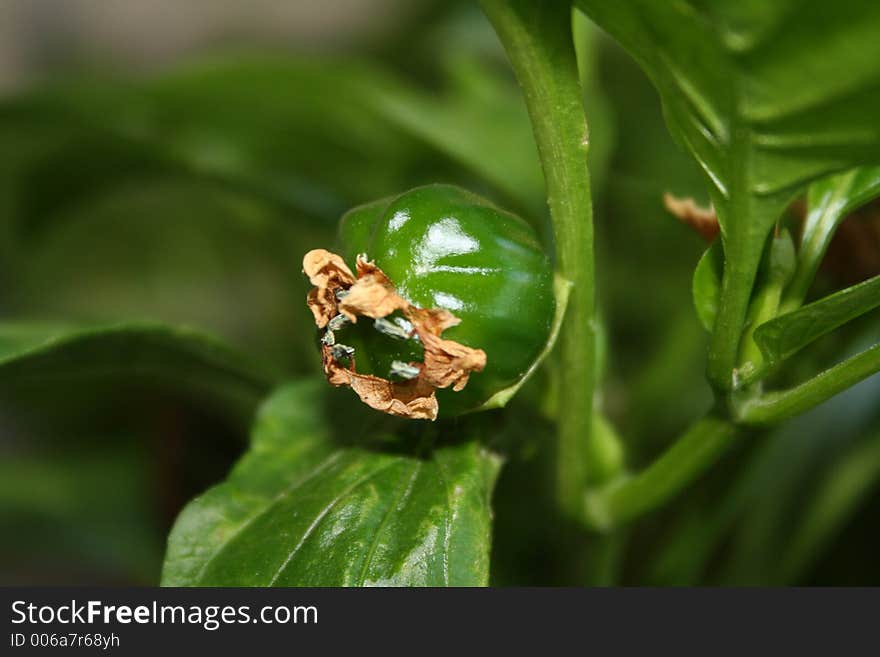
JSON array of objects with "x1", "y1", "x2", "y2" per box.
[
  {"x1": 303, "y1": 249, "x2": 356, "y2": 328},
  {"x1": 418, "y1": 332, "x2": 487, "y2": 391},
  {"x1": 323, "y1": 347, "x2": 438, "y2": 419},
  {"x1": 304, "y1": 249, "x2": 486, "y2": 420},
  {"x1": 406, "y1": 306, "x2": 461, "y2": 333},
  {"x1": 338, "y1": 256, "x2": 409, "y2": 322},
  {"x1": 663, "y1": 192, "x2": 720, "y2": 242},
  {"x1": 405, "y1": 306, "x2": 486, "y2": 391}
]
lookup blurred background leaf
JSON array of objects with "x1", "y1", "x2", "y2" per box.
[
  {"x1": 0, "y1": 321, "x2": 276, "y2": 418},
  {"x1": 0, "y1": 0, "x2": 878, "y2": 586}
]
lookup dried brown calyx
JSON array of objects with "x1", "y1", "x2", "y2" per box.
[{"x1": 302, "y1": 249, "x2": 487, "y2": 421}]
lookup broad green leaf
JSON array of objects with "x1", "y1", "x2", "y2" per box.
[
  {"x1": 576, "y1": 0, "x2": 880, "y2": 388},
  {"x1": 5, "y1": 178, "x2": 321, "y2": 373},
  {"x1": 0, "y1": 57, "x2": 419, "y2": 238},
  {"x1": 692, "y1": 240, "x2": 724, "y2": 332},
  {"x1": 379, "y1": 16, "x2": 615, "y2": 214},
  {"x1": 10, "y1": 131, "x2": 206, "y2": 235},
  {"x1": 754, "y1": 274, "x2": 880, "y2": 367},
  {"x1": 162, "y1": 380, "x2": 502, "y2": 586},
  {"x1": 785, "y1": 165, "x2": 880, "y2": 308},
  {"x1": 0, "y1": 322, "x2": 269, "y2": 583},
  {"x1": 374, "y1": 55, "x2": 544, "y2": 215},
  {"x1": 0, "y1": 322, "x2": 275, "y2": 418},
  {"x1": 1, "y1": 52, "x2": 552, "y2": 240}
]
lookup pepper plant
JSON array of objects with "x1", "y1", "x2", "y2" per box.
[{"x1": 2, "y1": 1, "x2": 880, "y2": 585}]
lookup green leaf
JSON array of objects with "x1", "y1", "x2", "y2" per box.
[
  {"x1": 692, "y1": 240, "x2": 724, "y2": 332},
  {"x1": 785, "y1": 165, "x2": 880, "y2": 309},
  {"x1": 1, "y1": 52, "x2": 552, "y2": 240},
  {"x1": 162, "y1": 380, "x2": 502, "y2": 586},
  {"x1": 374, "y1": 55, "x2": 544, "y2": 214},
  {"x1": 4, "y1": 177, "x2": 322, "y2": 373},
  {"x1": 575, "y1": 0, "x2": 880, "y2": 389},
  {"x1": 754, "y1": 274, "x2": 880, "y2": 367},
  {"x1": 0, "y1": 57, "x2": 417, "y2": 237},
  {"x1": 0, "y1": 322, "x2": 275, "y2": 418},
  {"x1": 737, "y1": 229, "x2": 796, "y2": 376}
]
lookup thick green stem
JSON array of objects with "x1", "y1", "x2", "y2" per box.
[
  {"x1": 735, "y1": 343, "x2": 880, "y2": 426},
  {"x1": 706, "y1": 179, "x2": 788, "y2": 392},
  {"x1": 584, "y1": 415, "x2": 740, "y2": 530},
  {"x1": 481, "y1": 0, "x2": 597, "y2": 519}
]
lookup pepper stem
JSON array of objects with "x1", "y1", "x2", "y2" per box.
[{"x1": 481, "y1": 0, "x2": 598, "y2": 520}]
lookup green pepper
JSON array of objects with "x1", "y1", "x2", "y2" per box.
[{"x1": 332, "y1": 184, "x2": 555, "y2": 417}]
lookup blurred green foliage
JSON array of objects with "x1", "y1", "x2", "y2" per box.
[{"x1": 1, "y1": 1, "x2": 878, "y2": 585}]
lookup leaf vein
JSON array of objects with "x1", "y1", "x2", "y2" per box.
[
  {"x1": 193, "y1": 451, "x2": 344, "y2": 583},
  {"x1": 267, "y1": 460, "x2": 400, "y2": 586},
  {"x1": 355, "y1": 460, "x2": 422, "y2": 586},
  {"x1": 434, "y1": 455, "x2": 453, "y2": 587}
]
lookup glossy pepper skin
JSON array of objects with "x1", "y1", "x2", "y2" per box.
[{"x1": 336, "y1": 184, "x2": 555, "y2": 416}]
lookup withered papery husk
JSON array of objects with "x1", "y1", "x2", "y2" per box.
[
  {"x1": 303, "y1": 249, "x2": 486, "y2": 421},
  {"x1": 303, "y1": 249, "x2": 356, "y2": 328},
  {"x1": 338, "y1": 258, "x2": 410, "y2": 322}
]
